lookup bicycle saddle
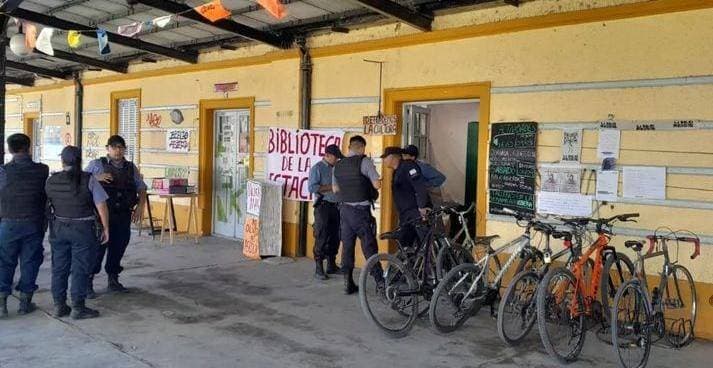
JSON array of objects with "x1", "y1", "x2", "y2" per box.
[
  {"x1": 625, "y1": 240, "x2": 644, "y2": 251},
  {"x1": 379, "y1": 231, "x2": 400, "y2": 240},
  {"x1": 475, "y1": 235, "x2": 499, "y2": 245}
]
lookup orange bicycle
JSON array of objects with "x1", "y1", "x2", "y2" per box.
[{"x1": 536, "y1": 213, "x2": 638, "y2": 364}]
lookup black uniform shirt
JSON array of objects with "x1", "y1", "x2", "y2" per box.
[{"x1": 392, "y1": 160, "x2": 431, "y2": 216}]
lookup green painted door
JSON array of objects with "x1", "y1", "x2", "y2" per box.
[{"x1": 463, "y1": 121, "x2": 478, "y2": 235}]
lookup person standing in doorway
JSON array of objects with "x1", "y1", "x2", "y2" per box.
[
  {"x1": 308, "y1": 144, "x2": 344, "y2": 280},
  {"x1": 402, "y1": 145, "x2": 446, "y2": 206},
  {"x1": 46, "y1": 146, "x2": 110, "y2": 319},
  {"x1": 0, "y1": 134, "x2": 49, "y2": 319},
  {"x1": 382, "y1": 147, "x2": 432, "y2": 251},
  {"x1": 333, "y1": 136, "x2": 382, "y2": 294},
  {"x1": 85, "y1": 135, "x2": 147, "y2": 296}
]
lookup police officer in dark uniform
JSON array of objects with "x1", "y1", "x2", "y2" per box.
[
  {"x1": 381, "y1": 147, "x2": 432, "y2": 250},
  {"x1": 85, "y1": 135, "x2": 147, "y2": 296},
  {"x1": 46, "y1": 146, "x2": 110, "y2": 319},
  {"x1": 0, "y1": 134, "x2": 49, "y2": 318},
  {"x1": 333, "y1": 136, "x2": 382, "y2": 294},
  {"x1": 307, "y1": 144, "x2": 344, "y2": 280}
]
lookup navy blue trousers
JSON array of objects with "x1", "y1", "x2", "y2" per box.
[
  {"x1": 50, "y1": 219, "x2": 98, "y2": 303},
  {"x1": 0, "y1": 220, "x2": 45, "y2": 295}
]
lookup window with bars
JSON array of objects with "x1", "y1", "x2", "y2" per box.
[{"x1": 118, "y1": 98, "x2": 139, "y2": 163}]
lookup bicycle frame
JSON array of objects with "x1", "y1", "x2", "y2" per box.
[
  {"x1": 567, "y1": 232, "x2": 615, "y2": 317},
  {"x1": 463, "y1": 233, "x2": 532, "y2": 297}
]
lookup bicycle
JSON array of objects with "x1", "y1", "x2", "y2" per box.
[
  {"x1": 428, "y1": 208, "x2": 555, "y2": 334},
  {"x1": 536, "y1": 213, "x2": 639, "y2": 364},
  {"x1": 434, "y1": 202, "x2": 500, "y2": 279},
  {"x1": 357, "y1": 205, "x2": 456, "y2": 338},
  {"x1": 611, "y1": 231, "x2": 700, "y2": 368}
]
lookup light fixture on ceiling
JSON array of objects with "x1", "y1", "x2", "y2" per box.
[{"x1": 9, "y1": 23, "x2": 30, "y2": 57}]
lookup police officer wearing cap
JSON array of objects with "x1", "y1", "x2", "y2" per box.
[
  {"x1": 402, "y1": 145, "x2": 446, "y2": 206},
  {"x1": 332, "y1": 135, "x2": 382, "y2": 294},
  {"x1": 85, "y1": 135, "x2": 147, "y2": 296},
  {"x1": 46, "y1": 146, "x2": 110, "y2": 319},
  {"x1": 381, "y1": 146, "x2": 432, "y2": 250},
  {"x1": 308, "y1": 144, "x2": 344, "y2": 280},
  {"x1": 0, "y1": 134, "x2": 49, "y2": 319}
]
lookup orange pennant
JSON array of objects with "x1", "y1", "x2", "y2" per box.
[
  {"x1": 257, "y1": 0, "x2": 287, "y2": 19},
  {"x1": 194, "y1": 0, "x2": 231, "y2": 23},
  {"x1": 23, "y1": 22, "x2": 37, "y2": 50}
]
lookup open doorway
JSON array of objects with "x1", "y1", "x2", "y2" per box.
[{"x1": 23, "y1": 112, "x2": 41, "y2": 161}]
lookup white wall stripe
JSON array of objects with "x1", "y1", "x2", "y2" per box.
[
  {"x1": 312, "y1": 97, "x2": 379, "y2": 105},
  {"x1": 492, "y1": 74, "x2": 713, "y2": 94},
  {"x1": 140, "y1": 149, "x2": 198, "y2": 155},
  {"x1": 83, "y1": 109, "x2": 109, "y2": 115},
  {"x1": 539, "y1": 162, "x2": 713, "y2": 176},
  {"x1": 140, "y1": 127, "x2": 197, "y2": 132},
  {"x1": 82, "y1": 128, "x2": 109, "y2": 132},
  {"x1": 41, "y1": 112, "x2": 67, "y2": 117},
  {"x1": 140, "y1": 104, "x2": 197, "y2": 112},
  {"x1": 255, "y1": 100, "x2": 271, "y2": 108},
  {"x1": 6, "y1": 113, "x2": 22, "y2": 118},
  {"x1": 140, "y1": 163, "x2": 199, "y2": 170}
]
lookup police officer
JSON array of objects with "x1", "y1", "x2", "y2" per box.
[
  {"x1": 402, "y1": 144, "x2": 446, "y2": 206},
  {"x1": 0, "y1": 134, "x2": 49, "y2": 318},
  {"x1": 86, "y1": 135, "x2": 147, "y2": 296},
  {"x1": 381, "y1": 147, "x2": 432, "y2": 250},
  {"x1": 308, "y1": 144, "x2": 344, "y2": 280},
  {"x1": 46, "y1": 146, "x2": 110, "y2": 319},
  {"x1": 333, "y1": 136, "x2": 381, "y2": 294}
]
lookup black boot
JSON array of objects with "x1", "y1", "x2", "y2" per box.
[
  {"x1": 71, "y1": 300, "x2": 100, "y2": 320},
  {"x1": 314, "y1": 260, "x2": 328, "y2": 280},
  {"x1": 0, "y1": 294, "x2": 8, "y2": 319},
  {"x1": 326, "y1": 256, "x2": 344, "y2": 275},
  {"x1": 53, "y1": 300, "x2": 72, "y2": 318},
  {"x1": 343, "y1": 269, "x2": 358, "y2": 295},
  {"x1": 17, "y1": 292, "x2": 37, "y2": 315},
  {"x1": 87, "y1": 276, "x2": 96, "y2": 299},
  {"x1": 107, "y1": 274, "x2": 129, "y2": 293}
]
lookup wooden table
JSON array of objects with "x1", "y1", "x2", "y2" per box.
[{"x1": 157, "y1": 193, "x2": 200, "y2": 245}]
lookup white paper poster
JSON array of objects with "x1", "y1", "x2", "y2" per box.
[
  {"x1": 541, "y1": 167, "x2": 581, "y2": 193},
  {"x1": 561, "y1": 129, "x2": 582, "y2": 163},
  {"x1": 597, "y1": 129, "x2": 621, "y2": 159},
  {"x1": 267, "y1": 128, "x2": 344, "y2": 201},
  {"x1": 166, "y1": 129, "x2": 190, "y2": 152},
  {"x1": 537, "y1": 192, "x2": 593, "y2": 217},
  {"x1": 246, "y1": 180, "x2": 262, "y2": 216},
  {"x1": 596, "y1": 170, "x2": 619, "y2": 202},
  {"x1": 623, "y1": 166, "x2": 666, "y2": 200}
]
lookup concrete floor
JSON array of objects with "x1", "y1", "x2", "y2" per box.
[{"x1": 0, "y1": 235, "x2": 709, "y2": 368}]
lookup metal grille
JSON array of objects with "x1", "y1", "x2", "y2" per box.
[{"x1": 118, "y1": 98, "x2": 139, "y2": 163}]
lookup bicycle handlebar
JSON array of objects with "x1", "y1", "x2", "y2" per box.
[{"x1": 645, "y1": 234, "x2": 700, "y2": 260}]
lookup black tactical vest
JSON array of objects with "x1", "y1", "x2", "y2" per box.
[
  {"x1": 0, "y1": 160, "x2": 49, "y2": 219},
  {"x1": 46, "y1": 171, "x2": 95, "y2": 219},
  {"x1": 333, "y1": 155, "x2": 378, "y2": 203},
  {"x1": 99, "y1": 157, "x2": 138, "y2": 213}
]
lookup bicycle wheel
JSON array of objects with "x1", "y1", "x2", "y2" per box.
[
  {"x1": 601, "y1": 252, "x2": 635, "y2": 320},
  {"x1": 662, "y1": 265, "x2": 697, "y2": 347},
  {"x1": 497, "y1": 270, "x2": 540, "y2": 345},
  {"x1": 435, "y1": 243, "x2": 474, "y2": 280},
  {"x1": 428, "y1": 262, "x2": 483, "y2": 333},
  {"x1": 612, "y1": 280, "x2": 651, "y2": 368},
  {"x1": 358, "y1": 253, "x2": 418, "y2": 338},
  {"x1": 536, "y1": 267, "x2": 586, "y2": 364}
]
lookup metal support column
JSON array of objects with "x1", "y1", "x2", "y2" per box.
[
  {"x1": 74, "y1": 73, "x2": 83, "y2": 150},
  {"x1": 0, "y1": 15, "x2": 9, "y2": 162},
  {"x1": 297, "y1": 37, "x2": 312, "y2": 257}
]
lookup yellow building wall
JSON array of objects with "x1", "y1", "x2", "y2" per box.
[{"x1": 4, "y1": 0, "x2": 713, "y2": 337}]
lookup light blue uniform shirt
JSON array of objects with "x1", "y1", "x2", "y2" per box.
[{"x1": 308, "y1": 159, "x2": 337, "y2": 203}]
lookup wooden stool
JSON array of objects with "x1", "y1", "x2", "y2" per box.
[{"x1": 158, "y1": 193, "x2": 200, "y2": 245}]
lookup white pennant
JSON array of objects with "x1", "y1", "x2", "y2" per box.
[
  {"x1": 35, "y1": 27, "x2": 55, "y2": 56},
  {"x1": 152, "y1": 15, "x2": 172, "y2": 28}
]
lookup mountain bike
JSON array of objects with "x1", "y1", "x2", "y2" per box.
[
  {"x1": 358, "y1": 205, "x2": 455, "y2": 338},
  {"x1": 611, "y1": 231, "x2": 699, "y2": 368},
  {"x1": 536, "y1": 213, "x2": 638, "y2": 364},
  {"x1": 428, "y1": 208, "x2": 554, "y2": 334}
]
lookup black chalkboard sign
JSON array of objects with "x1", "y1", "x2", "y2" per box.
[{"x1": 489, "y1": 122, "x2": 538, "y2": 215}]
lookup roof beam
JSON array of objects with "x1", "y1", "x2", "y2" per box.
[
  {"x1": 5, "y1": 60, "x2": 73, "y2": 79},
  {"x1": 44, "y1": 49, "x2": 129, "y2": 74},
  {"x1": 4, "y1": 75, "x2": 35, "y2": 86},
  {"x1": 133, "y1": 0, "x2": 293, "y2": 49},
  {"x1": 10, "y1": 7, "x2": 199, "y2": 64},
  {"x1": 353, "y1": 0, "x2": 432, "y2": 31},
  {"x1": 47, "y1": 0, "x2": 92, "y2": 15}
]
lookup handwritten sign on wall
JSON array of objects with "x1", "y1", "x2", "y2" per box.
[
  {"x1": 267, "y1": 128, "x2": 344, "y2": 201},
  {"x1": 242, "y1": 216, "x2": 260, "y2": 260},
  {"x1": 488, "y1": 122, "x2": 538, "y2": 215},
  {"x1": 246, "y1": 180, "x2": 262, "y2": 216},
  {"x1": 363, "y1": 115, "x2": 397, "y2": 135},
  {"x1": 166, "y1": 129, "x2": 190, "y2": 153}
]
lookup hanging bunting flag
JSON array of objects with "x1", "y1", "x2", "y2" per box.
[
  {"x1": 23, "y1": 22, "x2": 37, "y2": 50},
  {"x1": 257, "y1": 0, "x2": 287, "y2": 20},
  {"x1": 152, "y1": 15, "x2": 172, "y2": 28},
  {"x1": 35, "y1": 27, "x2": 55, "y2": 56},
  {"x1": 96, "y1": 28, "x2": 111, "y2": 56},
  {"x1": 67, "y1": 30, "x2": 82, "y2": 48},
  {"x1": 142, "y1": 20, "x2": 154, "y2": 33},
  {"x1": 194, "y1": 0, "x2": 231, "y2": 23},
  {"x1": 117, "y1": 22, "x2": 143, "y2": 37}
]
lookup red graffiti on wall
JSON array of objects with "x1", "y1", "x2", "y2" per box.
[
  {"x1": 146, "y1": 113, "x2": 162, "y2": 128},
  {"x1": 64, "y1": 133, "x2": 72, "y2": 146}
]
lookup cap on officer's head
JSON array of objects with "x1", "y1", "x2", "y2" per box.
[
  {"x1": 324, "y1": 144, "x2": 344, "y2": 159},
  {"x1": 380, "y1": 146, "x2": 403, "y2": 158},
  {"x1": 403, "y1": 145, "x2": 419, "y2": 158},
  {"x1": 106, "y1": 135, "x2": 127, "y2": 148},
  {"x1": 61, "y1": 145, "x2": 82, "y2": 165}
]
